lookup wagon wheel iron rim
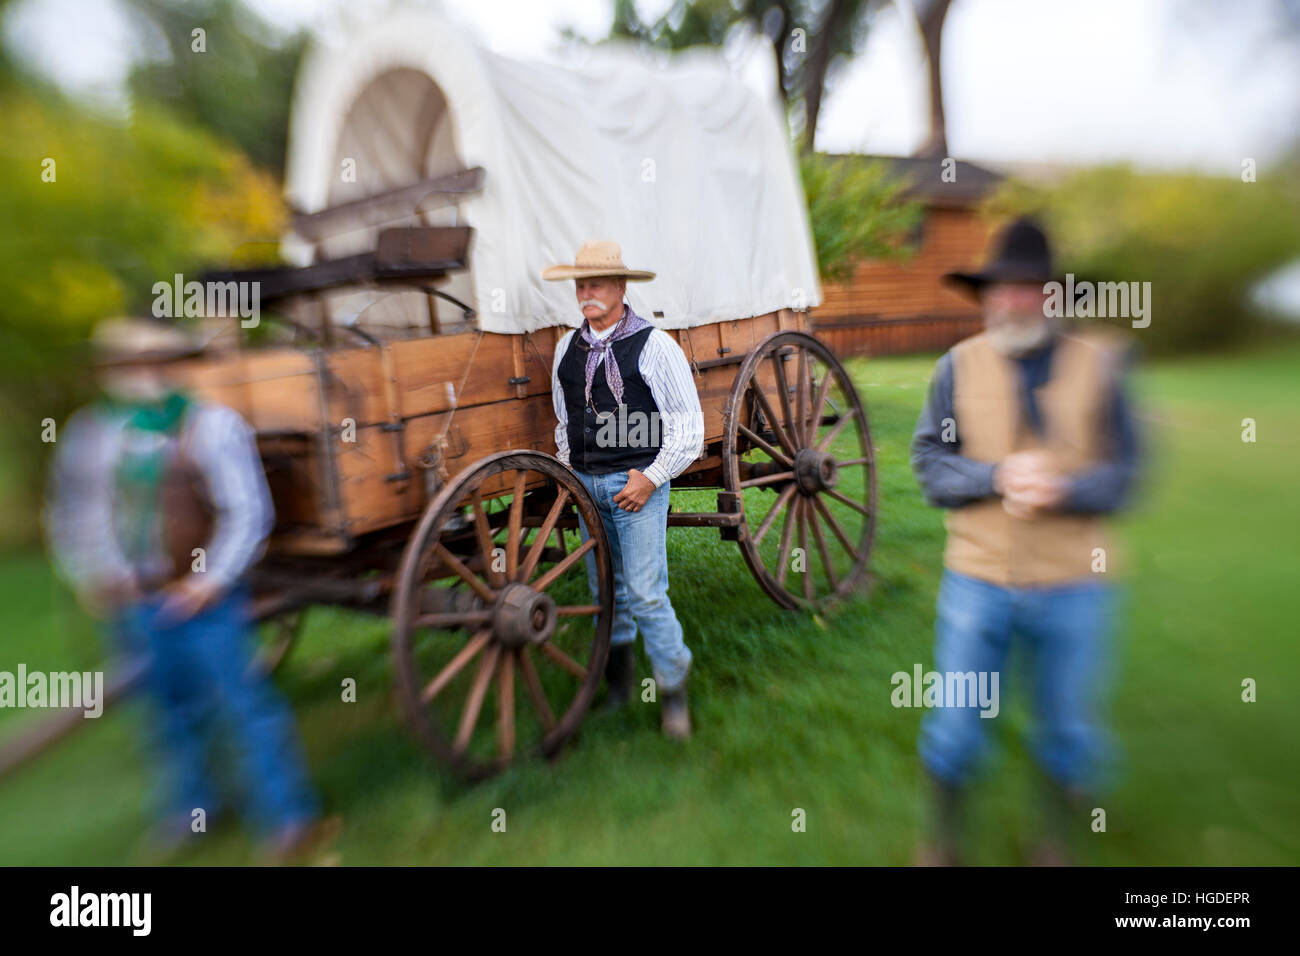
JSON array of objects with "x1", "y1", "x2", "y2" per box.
[
  {"x1": 391, "y1": 451, "x2": 613, "y2": 779},
  {"x1": 722, "y1": 331, "x2": 876, "y2": 611}
]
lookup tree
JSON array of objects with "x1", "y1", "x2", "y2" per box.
[
  {"x1": 123, "y1": 0, "x2": 308, "y2": 177},
  {"x1": 0, "y1": 74, "x2": 285, "y2": 544},
  {"x1": 912, "y1": 0, "x2": 953, "y2": 158},
  {"x1": 599, "y1": 0, "x2": 883, "y2": 153}
]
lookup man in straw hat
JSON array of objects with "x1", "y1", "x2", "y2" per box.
[
  {"x1": 544, "y1": 240, "x2": 704, "y2": 739},
  {"x1": 909, "y1": 218, "x2": 1142, "y2": 865},
  {"x1": 44, "y1": 317, "x2": 325, "y2": 862}
]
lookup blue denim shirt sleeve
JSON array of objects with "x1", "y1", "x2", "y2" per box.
[{"x1": 909, "y1": 353, "x2": 998, "y2": 508}]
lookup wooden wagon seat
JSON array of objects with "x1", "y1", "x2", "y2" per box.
[{"x1": 202, "y1": 225, "x2": 474, "y2": 306}]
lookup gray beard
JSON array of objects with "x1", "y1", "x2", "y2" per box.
[{"x1": 987, "y1": 320, "x2": 1054, "y2": 357}]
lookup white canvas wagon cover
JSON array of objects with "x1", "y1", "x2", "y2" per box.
[{"x1": 283, "y1": 9, "x2": 822, "y2": 335}]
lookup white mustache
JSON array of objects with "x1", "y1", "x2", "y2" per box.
[{"x1": 579, "y1": 299, "x2": 606, "y2": 310}]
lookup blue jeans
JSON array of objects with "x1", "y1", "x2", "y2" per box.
[
  {"x1": 574, "y1": 469, "x2": 693, "y2": 691},
  {"x1": 117, "y1": 583, "x2": 319, "y2": 835},
  {"x1": 919, "y1": 568, "x2": 1116, "y2": 790}
]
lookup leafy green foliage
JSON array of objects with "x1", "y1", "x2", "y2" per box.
[
  {"x1": 800, "y1": 153, "x2": 922, "y2": 281},
  {"x1": 0, "y1": 73, "x2": 286, "y2": 544},
  {"x1": 125, "y1": 0, "x2": 308, "y2": 176},
  {"x1": 986, "y1": 164, "x2": 1300, "y2": 353}
]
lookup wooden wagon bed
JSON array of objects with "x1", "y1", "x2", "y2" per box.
[{"x1": 176, "y1": 308, "x2": 811, "y2": 556}]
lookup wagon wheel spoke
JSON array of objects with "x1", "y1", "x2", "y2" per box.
[
  {"x1": 797, "y1": 497, "x2": 814, "y2": 601},
  {"x1": 470, "y1": 489, "x2": 504, "y2": 589},
  {"x1": 517, "y1": 488, "x2": 571, "y2": 582},
  {"x1": 770, "y1": 351, "x2": 798, "y2": 447},
  {"x1": 529, "y1": 536, "x2": 595, "y2": 593},
  {"x1": 420, "y1": 629, "x2": 492, "y2": 705},
  {"x1": 506, "y1": 470, "x2": 527, "y2": 581},
  {"x1": 434, "y1": 542, "x2": 497, "y2": 603},
  {"x1": 807, "y1": 364, "x2": 834, "y2": 446},
  {"x1": 537, "y1": 641, "x2": 589, "y2": 680},
  {"x1": 748, "y1": 377, "x2": 799, "y2": 458},
  {"x1": 737, "y1": 421, "x2": 792, "y2": 468},
  {"x1": 557, "y1": 604, "x2": 601, "y2": 616},
  {"x1": 739, "y1": 469, "x2": 795, "y2": 490},
  {"x1": 497, "y1": 651, "x2": 515, "y2": 760},
  {"x1": 811, "y1": 493, "x2": 860, "y2": 563},
  {"x1": 823, "y1": 486, "x2": 872, "y2": 517},
  {"x1": 816, "y1": 406, "x2": 858, "y2": 453},
  {"x1": 517, "y1": 647, "x2": 556, "y2": 732},
  {"x1": 775, "y1": 491, "x2": 798, "y2": 588},
  {"x1": 752, "y1": 483, "x2": 797, "y2": 547},
  {"x1": 452, "y1": 644, "x2": 501, "y2": 757},
  {"x1": 808, "y1": 501, "x2": 839, "y2": 591},
  {"x1": 795, "y1": 348, "x2": 810, "y2": 447}
]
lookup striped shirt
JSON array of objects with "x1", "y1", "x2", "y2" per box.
[
  {"x1": 44, "y1": 400, "x2": 274, "y2": 596},
  {"x1": 551, "y1": 322, "x2": 705, "y2": 487}
]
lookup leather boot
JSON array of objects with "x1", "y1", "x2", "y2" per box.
[
  {"x1": 603, "y1": 643, "x2": 636, "y2": 712},
  {"x1": 1032, "y1": 776, "x2": 1085, "y2": 866},
  {"x1": 660, "y1": 682, "x2": 691, "y2": 740},
  {"x1": 914, "y1": 772, "x2": 964, "y2": 866}
]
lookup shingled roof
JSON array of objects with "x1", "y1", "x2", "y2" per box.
[{"x1": 824, "y1": 154, "x2": 1005, "y2": 208}]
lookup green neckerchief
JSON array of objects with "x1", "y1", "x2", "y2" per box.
[
  {"x1": 126, "y1": 390, "x2": 191, "y2": 434},
  {"x1": 110, "y1": 391, "x2": 192, "y2": 568}
]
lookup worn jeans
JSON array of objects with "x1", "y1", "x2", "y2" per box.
[
  {"x1": 919, "y1": 568, "x2": 1116, "y2": 790},
  {"x1": 573, "y1": 469, "x2": 693, "y2": 691},
  {"x1": 116, "y1": 582, "x2": 319, "y2": 835}
]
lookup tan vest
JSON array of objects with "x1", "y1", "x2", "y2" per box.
[{"x1": 944, "y1": 330, "x2": 1118, "y2": 586}]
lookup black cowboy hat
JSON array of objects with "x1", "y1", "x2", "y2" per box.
[{"x1": 944, "y1": 216, "x2": 1056, "y2": 296}]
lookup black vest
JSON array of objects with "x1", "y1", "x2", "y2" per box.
[{"x1": 557, "y1": 326, "x2": 663, "y2": 474}]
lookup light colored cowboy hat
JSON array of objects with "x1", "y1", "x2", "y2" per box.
[
  {"x1": 541, "y1": 239, "x2": 655, "y2": 282},
  {"x1": 89, "y1": 317, "x2": 201, "y2": 366}
]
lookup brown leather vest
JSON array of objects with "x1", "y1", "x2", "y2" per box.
[
  {"x1": 138, "y1": 422, "x2": 216, "y2": 591},
  {"x1": 943, "y1": 330, "x2": 1119, "y2": 586}
]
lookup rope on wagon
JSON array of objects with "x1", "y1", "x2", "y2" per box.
[{"x1": 418, "y1": 329, "x2": 485, "y2": 485}]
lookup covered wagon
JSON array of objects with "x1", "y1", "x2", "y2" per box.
[{"x1": 178, "y1": 11, "x2": 877, "y2": 777}]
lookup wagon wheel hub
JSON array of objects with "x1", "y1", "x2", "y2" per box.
[
  {"x1": 492, "y1": 582, "x2": 557, "y2": 649},
  {"x1": 794, "y1": 448, "x2": 838, "y2": 495}
]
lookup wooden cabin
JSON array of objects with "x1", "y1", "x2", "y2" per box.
[{"x1": 813, "y1": 155, "x2": 1004, "y2": 358}]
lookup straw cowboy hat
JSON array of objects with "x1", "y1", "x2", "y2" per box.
[
  {"x1": 541, "y1": 239, "x2": 655, "y2": 282},
  {"x1": 89, "y1": 317, "x2": 201, "y2": 366}
]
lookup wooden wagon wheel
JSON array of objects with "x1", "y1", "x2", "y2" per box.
[
  {"x1": 722, "y1": 331, "x2": 876, "y2": 610},
  {"x1": 391, "y1": 450, "x2": 613, "y2": 779}
]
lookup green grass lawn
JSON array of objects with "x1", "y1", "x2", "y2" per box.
[{"x1": 0, "y1": 342, "x2": 1297, "y2": 865}]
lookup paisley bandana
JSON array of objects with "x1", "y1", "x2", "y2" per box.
[{"x1": 579, "y1": 304, "x2": 651, "y2": 410}]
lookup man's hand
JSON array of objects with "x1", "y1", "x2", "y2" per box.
[
  {"x1": 78, "y1": 575, "x2": 141, "y2": 618},
  {"x1": 158, "y1": 574, "x2": 223, "y2": 623},
  {"x1": 612, "y1": 468, "x2": 656, "y2": 512},
  {"x1": 994, "y1": 451, "x2": 1068, "y2": 519}
]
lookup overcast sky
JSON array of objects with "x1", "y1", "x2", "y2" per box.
[{"x1": 5, "y1": 0, "x2": 1299, "y2": 172}]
